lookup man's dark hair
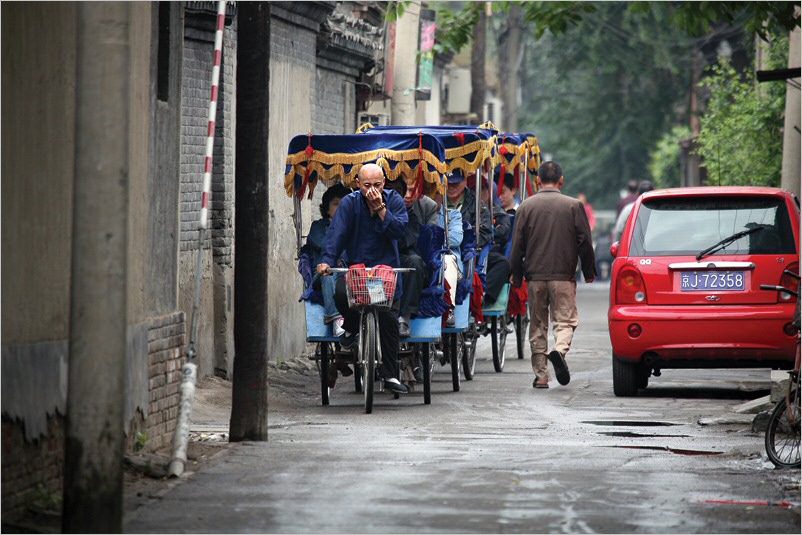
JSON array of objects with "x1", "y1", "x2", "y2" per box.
[
  {"x1": 538, "y1": 161, "x2": 562, "y2": 185},
  {"x1": 637, "y1": 180, "x2": 654, "y2": 195},
  {"x1": 499, "y1": 173, "x2": 516, "y2": 191},
  {"x1": 626, "y1": 179, "x2": 638, "y2": 193},
  {"x1": 319, "y1": 183, "x2": 351, "y2": 218},
  {"x1": 383, "y1": 177, "x2": 407, "y2": 198}
]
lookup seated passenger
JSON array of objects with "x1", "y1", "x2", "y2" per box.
[
  {"x1": 431, "y1": 189, "x2": 463, "y2": 326},
  {"x1": 384, "y1": 177, "x2": 439, "y2": 337},
  {"x1": 316, "y1": 163, "x2": 410, "y2": 394},
  {"x1": 306, "y1": 183, "x2": 352, "y2": 331},
  {"x1": 454, "y1": 170, "x2": 509, "y2": 306}
]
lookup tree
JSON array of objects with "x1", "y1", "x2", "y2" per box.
[{"x1": 694, "y1": 36, "x2": 789, "y2": 186}]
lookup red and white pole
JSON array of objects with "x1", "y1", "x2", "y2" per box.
[
  {"x1": 170, "y1": 0, "x2": 226, "y2": 479},
  {"x1": 199, "y1": 1, "x2": 226, "y2": 231}
]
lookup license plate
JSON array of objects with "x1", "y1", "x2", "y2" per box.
[{"x1": 680, "y1": 271, "x2": 745, "y2": 291}]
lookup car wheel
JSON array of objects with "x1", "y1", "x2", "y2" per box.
[{"x1": 612, "y1": 355, "x2": 640, "y2": 397}]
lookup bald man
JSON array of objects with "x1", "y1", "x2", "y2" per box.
[{"x1": 317, "y1": 163, "x2": 410, "y2": 394}]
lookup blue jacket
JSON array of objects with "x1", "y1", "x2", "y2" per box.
[{"x1": 321, "y1": 189, "x2": 408, "y2": 268}]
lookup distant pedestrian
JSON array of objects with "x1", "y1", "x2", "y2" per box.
[
  {"x1": 613, "y1": 180, "x2": 654, "y2": 242},
  {"x1": 509, "y1": 161, "x2": 596, "y2": 389},
  {"x1": 616, "y1": 179, "x2": 639, "y2": 216},
  {"x1": 576, "y1": 192, "x2": 596, "y2": 233}
]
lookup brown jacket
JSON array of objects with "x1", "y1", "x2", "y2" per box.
[{"x1": 510, "y1": 187, "x2": 596, "y2": 283}]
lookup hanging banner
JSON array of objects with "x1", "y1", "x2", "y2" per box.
[{"x1": 416, "y1": 9, "x2": 436, "y2": 101}]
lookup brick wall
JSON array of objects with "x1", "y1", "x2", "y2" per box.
[
  {"x1": 314, "y1": 68, "x2": 348, "y2": 134},
  {"x1": 180, "y1": 19, "x2": 236, "y2": 257},
  {"x1": 143, "y1": 311, "x2": 186, "y2": 451},
  {"x1": 1, "y1": 414, "x2": 65, "y2": 524}
]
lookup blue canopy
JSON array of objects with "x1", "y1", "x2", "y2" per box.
[
  {"x1": 357, "y1": 123, "x2": 500, "y2": 179},
  {"x1": 494, "y1": 131, "x2": 542, "y2": 196},
  {"x1": 284, "y1": 132, "x2": 447, "y2": 199}
]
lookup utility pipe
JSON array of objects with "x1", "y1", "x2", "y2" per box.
[{"x1": 169, "y1": 0, "x2": 226, "y2": 478}]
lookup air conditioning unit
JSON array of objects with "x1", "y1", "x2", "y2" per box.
[
  {"x1": 446, "y1": 68, "x2": 471, "y2": 115},
  {"x1": 358, "y1": 113, "x2": 390, "y2": 127}
]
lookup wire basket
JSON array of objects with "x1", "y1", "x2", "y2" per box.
[{"x1": 345, "y1": 265, "x2": 398, "y2": 310}]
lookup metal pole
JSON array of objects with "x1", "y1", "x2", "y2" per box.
[{"x1": 169, "y1": 0, "x2": 226, "y2": 478}]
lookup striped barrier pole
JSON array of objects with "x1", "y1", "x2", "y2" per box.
[{"x1": 169, "y1": 0, "x2": 226, "y2": 479}]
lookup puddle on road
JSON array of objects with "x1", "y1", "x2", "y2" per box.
[
  {"x1": 597, "y1": 431, "x2": 691, "y2": 438},
  {"x1": 583, "y1": 420, "x2": 677, "y2": 427},
  {"x1": 603, "y1": 445, "x2": 723, "y2": 455}
]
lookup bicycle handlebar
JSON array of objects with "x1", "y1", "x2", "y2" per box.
[
  {"x1": 325, "y1": 267, "x2": 415, "y2": 274},
  {"x1": 760, "y1": 284, "x2": 799, "y2": 298}
]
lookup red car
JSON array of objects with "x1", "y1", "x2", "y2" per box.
[{"x1": 608, "y1": 186, "x2": 800, "y2": 396}]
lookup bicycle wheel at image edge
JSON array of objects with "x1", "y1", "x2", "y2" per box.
[
  {"x1": 318, "y1": 343, "x2": 330, "y2": 406},
  {"x1": 765, "y1": 387, "x2": 801, "y2": 468},
  {"x1": 361, "y1": 311, "x2": 376, "y2": 414},
  {"x1": 491, "y1": 316, "x2": 507, "y2": 372}
]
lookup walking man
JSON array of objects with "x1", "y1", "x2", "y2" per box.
[{"x1": 509, "y1": 161, "x2": 596, "y2": 388}]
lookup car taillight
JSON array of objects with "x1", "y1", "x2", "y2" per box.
[
  {"x1": 615, "y1": 266, "x2": 647, "y2": 304},
  {"x1": 778, "y1": 262, "x2": 799, "y2": 303}
]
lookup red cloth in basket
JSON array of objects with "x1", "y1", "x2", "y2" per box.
[{"x1": 346, "y1": 264, "x2": 396, "y2": 306}]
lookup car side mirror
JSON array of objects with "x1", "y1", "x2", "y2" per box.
[{"x1": 610, "y1": 241, "x2": 619, "y2": 258}]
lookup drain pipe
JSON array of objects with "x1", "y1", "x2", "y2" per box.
[{"x1": 169, "y1": 0, "x2": 226, "y2": 478}]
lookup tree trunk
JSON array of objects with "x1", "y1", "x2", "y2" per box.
[
  {"x1": 502, "y1": 6, "x2": 522, "y2": 132},
  {"x1": 231, "y1": 1, "x2": 270, "y2": 442},
  {"x1": 780, "y1": 23, "x2": 800, "y2": 197},
  {"x1": 470, "y1": 11, "x2": 487, "y2": 121}
]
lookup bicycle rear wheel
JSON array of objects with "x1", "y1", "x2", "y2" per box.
[
  {"x1": 765, "y1": 384, "x2": 801, "y2": 468},
  {"x1": 462, "y1": 321, "x2": 477, "y2": 380},
  {"x1": 421, "y1": 343, "x2": 433, "y2": 405},
  {"x1": 449, "y1": 333, "x2": 463, "y2": 392},
  {"x1": 361, "y1": 311, "x2": 376, "y2": 414}
]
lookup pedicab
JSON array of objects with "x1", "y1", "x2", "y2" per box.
[
  {"x1": 496, "y1": 132, "x2": 543, "y2": 361},
  {"x1": 358, "y1": 123, "x2": 500, "y2": 387},
  {"x1": 285, "y1": 130, "x2": 448, "y2": 412}
]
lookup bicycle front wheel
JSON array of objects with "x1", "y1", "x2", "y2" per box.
[
  {"x1": 361, "y1": 311, "x2": 376, "y2": 414},
  {"x1": 765, "y1": 388, "x2": 801, "y2": 469}
]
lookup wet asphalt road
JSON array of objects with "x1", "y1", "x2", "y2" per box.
[{"x1": 125, "y1": 282, "x2": 801, "y2": 534}]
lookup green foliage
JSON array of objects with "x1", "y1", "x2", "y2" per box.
[
  {"x1": 519, "y1": 1, "x2": 598, "y2": 38},
  {"x1": 26, "y1": 484, "x2": 62, "y2": 512},
  {"x1": 519, "y1": 2, "x2": 699, "y2": 208},
  {"x1": 135, "y1": 431, "x2": 148, "y2": 452},
  {"x1": 384, "y1": 1, "x2": 411, "y2": 23},
  {"x1": 648, "y1": 126, "x2": 692, "y2": 189},
  {"x1": 694, "y1": 36, "x2": 788, "y2": 186},
  {"x1": 431, "y1": 2, "x2": 482, "y2": 56},
  {"x1": 662, "y1": 1, "x2": 800, "y2": 41}
]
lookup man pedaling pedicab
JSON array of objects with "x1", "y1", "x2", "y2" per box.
[{"x1": 316, "y1": 163, "x2": 410, "y2": 395}]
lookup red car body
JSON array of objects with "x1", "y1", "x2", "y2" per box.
[{"x1": 608, "y1": 186, "x2": 800, "y2": 396}]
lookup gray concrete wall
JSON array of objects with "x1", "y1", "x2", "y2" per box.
[
  {"x1": 268, "y1": 11, "x2": 317, "y2": 363},
  {"x1": 1, "y1": 2, "x2": 76, "y2": 345}
]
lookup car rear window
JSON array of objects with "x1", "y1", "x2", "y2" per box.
[{"x1": 628, "y1": 196, "x2": 796, "y2": 257}]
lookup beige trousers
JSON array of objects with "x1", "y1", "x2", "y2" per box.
[{"x1": 527, "y1": 280, "x2": 579, "y2": 382}]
